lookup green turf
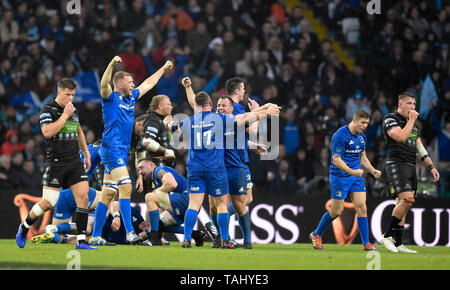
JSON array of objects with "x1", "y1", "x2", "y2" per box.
[{"x1": 0, "y1": 239, "x2": 448, "y2": 270}]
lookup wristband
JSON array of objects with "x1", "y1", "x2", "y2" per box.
[{"x1": 60, "y1": 113, "x2": 69, "y2": 122}]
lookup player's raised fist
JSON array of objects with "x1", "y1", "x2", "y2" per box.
[
  {"x1": 110, "y1": 56, "x2": 122, "y2": 65},
  {"x1": 408, "y1": 109, "x2": 419, "y2": 121},
  {"x1": 182, "y1": 77, "x2": 191, "y2": 88},
  {"x1": 163, "y1": 60, "x2": 174, "y2": 71}
]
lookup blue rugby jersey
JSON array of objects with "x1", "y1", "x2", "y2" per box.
[
  {"x1": 101, "y1": 89, "x2": 140, "y2": 148},
  {"x1": 79, "y1": 144, "x2": 102, "y2": 181},
  {"x1": 329, "y1": 125, "x2": 367, "y2": 177},
  {"x1": 178, "y1": 111, "x2": 235, "y2": 172},
  {"x1": 153, "y1": 166, "x2": 188, "y2": 193}
]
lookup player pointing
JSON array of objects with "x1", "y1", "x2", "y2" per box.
[{"x1": 90, "y1": 55, "x2": 173, "y2": 245}]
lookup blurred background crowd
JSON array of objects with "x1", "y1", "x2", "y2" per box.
[{"x1": 0, "y1": 0, "x2": 449, "y2": 197}]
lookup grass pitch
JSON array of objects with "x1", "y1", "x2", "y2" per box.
[{"x1": 0, "y1": 239, "x2": 448, "y2": 270}]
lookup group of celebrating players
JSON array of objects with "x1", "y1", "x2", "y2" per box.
[{"x1": 15, "y1": 55, "x2": 440, "y2": 253}]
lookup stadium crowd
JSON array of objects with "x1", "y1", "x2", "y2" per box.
[{"x1": 0, "y1": 0, "x2": 449, "y2": 197}]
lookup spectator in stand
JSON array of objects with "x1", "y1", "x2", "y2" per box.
[
  {"x1": 1, "y1": 129, "x2": 24, "y2": 156},
  {"x1": 0, "y1": 154, "x2": 19, "y2": 189},
  {"x1": 268, "y1": 159, "x2": 298, "y2": 194},
  {"x1": 18, "y1": 159, "x2": 41, "y2": 189},
  {"x1": 119, "y1": 38, "x2": 147, "y2": 84}
]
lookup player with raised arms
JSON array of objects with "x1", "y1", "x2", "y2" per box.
[{"x1": 90, "y1": 55, "x2": 173, "y2": 246}]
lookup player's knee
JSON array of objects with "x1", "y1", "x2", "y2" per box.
[
  {"x1": 329, "y1": 207, "x2": 343, "y2": 218},
  {"x1": 42, "y1": 188, "x2": 60, "y2": 208},
  {"x1": 116, "y1": 176, "x2": 132, "y2": 195},
  {"x1": 400, "y1": 196, "x2": 415, "y2": 207}
]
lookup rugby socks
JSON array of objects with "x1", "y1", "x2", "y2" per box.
[
  {"x1": 119, "y1": 198, "x2": 134, "y2": 234},
  {"x1": 227, "y1": 202, "x2": 236, "y2": 216},
  {"x1": 184, "y1": 209, "x2": 198, "y2": 240},
  {"x1": 166, "y1": 225, "x2": 184, "y2": 234},
  {"x1": 148, "y1": 209, "x2": 160, "y2": 232},
  {"x1": 210, "y1": 214, "x2": 220, "y2": 236},
  {"x1": 92, "y1": 201, "x2": 108, "y2": 237},
  {"x1": 217, "y1": 212, "x2": 230, "y2": 241},
  {"x1": 383, "y1": 216, "x2": 402, "y2": 238},
  {"x1": 57, "y1": 223, "x2": 72, "y2": 234},
  {"x1": 393, "y1": 225, "x2": 404, "y2": 247},
  {"x1": 51, "y1": 233, "x2": 61, "y2": 243},
  {"x1": 313, "y1": 211, "x2": 334, "y2": 237},
  {"x1": 357, "y1": 217, "x2": 369, "y2": 246},
  {"x1": 237, "y1": 212, "x2": 252, "y2": 243},
  {"x1": 75, "y1": 207, "x2": 89, "y2": 244}
]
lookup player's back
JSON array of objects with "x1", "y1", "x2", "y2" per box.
[
  {"x1": 102, "y1": 89, "x2": 139, "y2": 148},
  {"x1": 153, "y1": 166, "x2": 188, "y2": 193},
  {"x1": 329, "y1": 125, "x2": 366, "y2": 177},
  {"x1": 182, "y1": 111, "x2": 233, "y2": 172}
]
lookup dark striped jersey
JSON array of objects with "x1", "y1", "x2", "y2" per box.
[{"x1": 39, "y1": 99, "x2": 80, "y2": 164}]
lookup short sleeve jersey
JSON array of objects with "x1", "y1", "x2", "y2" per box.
[
  {"x1": 179, "y1": 111, "x2": 236, "y2": 172},
  {"x1": 382, "y1": 111, "x2": 419, "y2": 164},
  {"x1": 153, "y1": 166, "x2": 188, "y2": 193},
  {"x1": 39, "y1": 100, "x2": 81, "y2": 163},
  {"x1": 329, "y1": 125, "x2": 367, "y2": 177},
  {"x1": 101, "y1": 89, "x2": 140, "y2": 148}
]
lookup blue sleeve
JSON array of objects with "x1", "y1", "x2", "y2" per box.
[
  {"x1": 331, "y1": 133, "x2": 346, "y2": 157},
  {"x1": 144, "y1": 55, "x2": 157, "y2": 74},
  {"x1": 202, "y1": 75, "x2": 220, "y2": 94}
]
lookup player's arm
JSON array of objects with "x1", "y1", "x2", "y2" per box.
[
  {"x1": 142, "y1": 119, "x2": 175, "y2": 159},
  {"x1": 158, "y1": 172, "x2": 178, "y2": 193},
  {"x1": 40, "y1": 103, "x2": 76, "y2": 139},
  {"x1": 78, "y1": 125, "x2": 91, "y2": 171},
  {"x1": 110, "y1": 201, "x2": 121, "y2": 232},
  {"x1": 135, "y1": 151, "x2": 146, "y2": 193},
  {"x1": 333, "y1": 154, "x2": 363, "y2": 177},
  {"x1": 137, "y1": 60, "x2": 173, "y2": 98},
  {"x1": 235, "y1": 105, "x2": 281, "y2": 127},
  {"x1": 101, "y1": 56, "x2": 121, "y2": 99},
  {"x1": 386, "y1": 110, "x2": 419, "y2": 143},
  {"x1": 181, "y1": 77, "x2": 200, "y2": 113},
  {"x1": 416, "y1": 137, "x2": 440, "y2": 182},
  {"x1": 360, "y1": 151, "x2": 381, "y2": 178}
]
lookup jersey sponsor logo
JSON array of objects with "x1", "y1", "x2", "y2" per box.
[
  {"x1": 349, "y1": 140, "x2": 354, "y2": 145},
  {"x1": 146, "y1": 127, "x2": 159, "y2": 134},
  {"x1": 119, "y1": 104, "x2": 134, "y2": 111}
]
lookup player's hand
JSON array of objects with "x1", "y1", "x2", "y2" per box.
[
  {"x1": 136, "y1": 174, "x2": 144, "y2": 193},
  {"x1": 63, "y1": 102, "x2": 76, "y2": 117},
  {"x1": 371, "y1": 169, "x2": 382, "y2": 179},
  {"x1": 266, "y1": 105, "x2": 280, "y2": 116},
  {"x1": 431, "y1": 168, "x2": 440, "y2": 183},
  {"x1": 248, "y1": 98, "x2": 260, "y2": 111},
  {"x1": 163, "y1": 60, "x2": 174, "y2": 71},
  {"x1": 110, "y1": 56, "x2": 122, "y2": 66},
  {"x1": 111, "y1": 217, "x2": 121, "y2": 232},
  {"x1": 163, "y1": 115, "x2": 173, "y2": 127},
  {"x1": 254, "y1": 143, "x2": 268, "y2": 156},
  {"x1": 182, "y1": 77, "x2": 191, "y2": 88},
  {"x1": 164, "y1": 148, "x2": 175, "y2": 159},
  {"x1": 352, "y1": 169, "x2": 364, "y2": 177},
  {"x1": 408, "y1": 109, "x2": 419, "y2": 121},
  {"x1": 84, "y1": 155, "x2": 91, "y2": 172}
]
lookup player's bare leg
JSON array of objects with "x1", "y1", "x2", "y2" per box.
[{"x1": 350, "y1": 192, "x2": 376, "y2": 251}]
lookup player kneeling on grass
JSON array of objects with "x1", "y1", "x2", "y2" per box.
[
  {"x1": 138, "y1": 158, "x2": 206, "y2": 246},
  {"x1": 310, "y1": 110, "x2": 382, "y2": 251}
]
